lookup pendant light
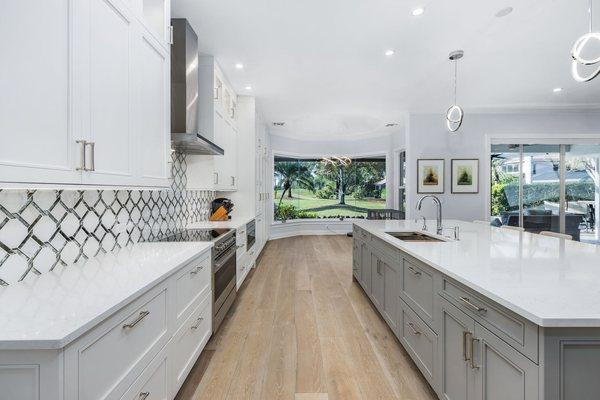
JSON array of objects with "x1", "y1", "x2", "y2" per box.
[
  {"x1": 446, "y1": 50, "x2": 464, "y2": 132},
  {"x1": 572, "y1": 0, "x2": 600, "y2": 82}
]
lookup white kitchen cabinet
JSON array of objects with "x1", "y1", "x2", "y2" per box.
[
  {"x1": 135, "y1": 28, "x2": 171, "y2": 186},
  {"x1": 77, "y1": 0, "x2": 137, "y2": 186},
  {"x1": 186, "y1": 58, "x2": 237, "y2": 191},
  {"x1": 0, "y1": 0, "x2": 171, "y2": 188},
  {"x1": 141, "y1": 0, "x2": 171, "y2": 48},
  {"x1": 0, "y1": 250, "x2": 212, "y2": 400},
  {"x1": 0, "y1": 0, "x2": 81, "y2": 185}
]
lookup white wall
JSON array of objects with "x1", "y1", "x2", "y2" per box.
[{"x1": 406, "y1": 111, "x2": 600, "y2": 221}]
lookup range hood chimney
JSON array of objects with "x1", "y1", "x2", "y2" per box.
[{"x1": 171, "y1": 19, "x2": 224, "y2": 155}]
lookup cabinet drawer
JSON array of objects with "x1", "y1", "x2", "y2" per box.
[
  {"x1": 401, "y1": 257, "x2": 435, "y2": 328},
  {"x1": 75, "y1": 288, "x2": 168, "y2": 399},
  {"x1": 354, "y1": 226, "x2": 370, "y2": 241},
  {"x1": 398, "y1": 298, "x2": 437, "y2": 387},
  {"x1": 370, "y1": 236, "x2": 399, "y2": 261},
  {"x1": 352, "y1": 239, "x2": 360, "y2": 261},
  {"x1": 442, "y1": 279, "x2": 538, "y2": 362},
  {"x1": 120, "y1": 347, "x2": 168, "y2": 400},
  {"x1": 171, "y1": 294, "x2": 212, "y2": 394},
  {"x1": 174, "y1": 254, "x2": 211, "y2": 326}
]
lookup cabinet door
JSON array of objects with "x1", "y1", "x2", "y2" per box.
[
  {"x1": 359, "y1": 242, "x2": 371, "y2": 292},
  {"x1": 382, "y1": 259, "x2": 398, "y2": 332},
  {"x1": 370, "y1": 252, "x2": 384, "y2": 311},
  {"x1": 213, "y1": 113, "x2": 227, "y2": 189},
  {"x1": 81, "y1": 0, "x2": 136, "y2": 185},
  {"x1": 135, "y1": 28, "x2": 170, "y2": 186},
  {"x1": 352, "y1": 239, "x2": 361, "y2": 281},
  {"x1": 140, "y1": 0, "x2": 170, "y2": 48},
  {"x1": 227, "y1": 126, "x2": 237, "y2": 190},
  {"x1": 438, "y1": 296, "x2": 476, "y2": 400},
  {"x1": 0, "y1": 0, "x2": 82, "y2": 185},
  {"x1": 472, "y1": 323, "x2": 538, "y2": 400}
]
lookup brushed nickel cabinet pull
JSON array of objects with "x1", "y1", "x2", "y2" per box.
[
  {"x1": 459, "y1": 296, "x2": 487, "y2": 313},
  {"x1": 408, "y1": 266, "x2": 422, "y2": 276},
  {"x1": 470, "y1": 336, "x2": 481, "y2": 369},
  {"x1": 139, "y1": 392, "x2": 150, "y2": 400},
  {"x1": 76, "y1": 140, "x2": 87, "y2": 171},
  {"x1": 86, "y1": 141, "x2": 96, "y2": 171},
  {"x1": 123, "y1": 310, "x2": 150, "y2": 329},
  {"x1": 408, "y1": 322, "x2": 421, "y2": 335},
  {"x1": 191, "y1": 316, "x2": 204, "y2": 330},
  {"x1": 463, "y1": 331, "x2": 471, "y2": 362}
]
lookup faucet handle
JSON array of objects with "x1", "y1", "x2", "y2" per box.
[{"x1": 421, "y1": 216, "x2": 427, "y2": 231}]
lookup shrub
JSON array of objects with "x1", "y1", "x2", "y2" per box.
[
  {"x1": 316, "y1": 183, "x2": 336, "y2": 199},
  {"x1": 274, "y1": 203, "x2": 299, "y2": 221},
  {"x1": 491, "y1": 181, "x2": 595, "y2": 216},
  {"x1": 297, "y1": 210, "x2": 318, "y2": 219}
]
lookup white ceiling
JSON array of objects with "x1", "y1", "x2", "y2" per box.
[{"x1": 172, "y1": 0, "x2": 600, "y2": 140}]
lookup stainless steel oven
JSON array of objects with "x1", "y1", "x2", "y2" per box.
[
  {"x1": 149, "y1": 228, "x2": 237, "y2": 334},
  {"x1": 246, "y1": 219, "x2": 256, "y2": 251},
  {"x1": 212, "y1": 232, "x2": 237, "y2": 332}
]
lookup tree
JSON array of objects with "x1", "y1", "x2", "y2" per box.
[
  {"x1": 274, "y1": 161, "x2": 314, "y2": 207},
  {"x1": 316, "y1": 160, "x2": 385, "y2": 205}
]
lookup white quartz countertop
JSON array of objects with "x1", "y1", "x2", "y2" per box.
[
  {"x1": 0, "y1": 242, "x2": 212, "y2": 350},
  {"x1": 355, "y1": 219, "x2": 600, "y2": 328},
  {"x1": 188, "y1": 214, "x2": 256, "y2": 230}
]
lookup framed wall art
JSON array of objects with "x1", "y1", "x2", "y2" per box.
[
  {"x1": 417, "y1": 159, "x2": 444, "y2": 194},
  {"x1": 451, "y1": 159, "x2": 479, "y2": 194}
]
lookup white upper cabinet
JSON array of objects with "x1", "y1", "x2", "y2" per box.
[
  {"x1": 0, "y1": 0, "x2": 171, "y2": 188},
  {"x1": 79, "y1": 0, "x2": 136, "y2": 185},
  {"x1": 186, "y1": 57, "x2": 237, "y2": 191},
  {"x1": 0, "y1": 0, "x2": 81, "y2": 185},
  {"x1": 136, "y1": 28, "x2": 171, "y2": 185}
]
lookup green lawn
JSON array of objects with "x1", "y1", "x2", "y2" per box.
[{"x1": 274, "y1": 188, "x2": 386, "y2": 218}]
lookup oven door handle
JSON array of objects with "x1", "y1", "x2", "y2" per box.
[{"x1": 214, "y1": 246, "x2": 236, "y2": 272}]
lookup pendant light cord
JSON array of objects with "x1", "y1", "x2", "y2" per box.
[
  {"x1": 590, "y1": 0, "x2": 594, "y2": 33},
  {"x1": 453, "y1": 59, "x2": 458, "y2": 105}
]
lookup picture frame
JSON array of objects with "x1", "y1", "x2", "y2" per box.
[
  {"x1": 451, "y1": 159, "x2": 479, "y2": 194},
  {"x1": 417, "y1": 159, "x2": 445, "y2": 194}
]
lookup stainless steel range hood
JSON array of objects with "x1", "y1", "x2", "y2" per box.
[{"x1": 171, "y1": 19, "x2": 224, "y2": 155}]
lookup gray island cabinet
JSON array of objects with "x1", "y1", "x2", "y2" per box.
[{"x1": 352, "y1": 221, "x2": 600, "y2": 400}]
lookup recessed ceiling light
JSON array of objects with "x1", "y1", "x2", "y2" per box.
[
  {"x1": 411, "y1": 7, "x2": 425, "y2": 16},
  {"x1": 245, "y1": 85, "x2": 252, "y2": 91},
  {"x1": 235, "y1": 63, "x2": 244, "y2": 69},
  {"x1": 495, "y1": 7, "x2": 514, "y2": 18},
  {"x1": 385, "y1": 49, "x2": 395, "y2": 56},
  {"x1": 553, "y1": 87, "x2": 563, "y2": 93}
]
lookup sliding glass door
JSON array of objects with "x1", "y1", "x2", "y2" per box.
[{"x1": 490, "y1": 143, "x2": 600, "y2": 244}]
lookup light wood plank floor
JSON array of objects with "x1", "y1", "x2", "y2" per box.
[{"x1": 175, "y1": 235, "x2": 438, "y2": 400}]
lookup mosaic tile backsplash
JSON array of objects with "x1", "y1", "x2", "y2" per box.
[{"x1": 0, "y1": 153, "x2": 214, "y2": 286}]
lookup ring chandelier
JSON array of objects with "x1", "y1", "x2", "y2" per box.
[
  {"x1": 321, "y1": 156, "x2": 352, "y2": 166},
  {"x1": 572, "y1": 0, "x2": 600, "y2": 82},
  {"x1": 446, "y1": 50, "x2": 464, "y2": 132}
]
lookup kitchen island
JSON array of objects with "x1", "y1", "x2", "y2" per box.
[{"x1": 353, "y1": 219, "x2": 600, "y2": 400}]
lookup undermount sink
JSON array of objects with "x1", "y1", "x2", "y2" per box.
[{"x1": 385, "y1": 231, "x2": 446, "y2": 242}]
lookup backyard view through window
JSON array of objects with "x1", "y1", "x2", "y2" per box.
[
  {"x1": 273, "y1": 156, "x2": 386, "y2": 220},
  {"x1": 491, "y1": 143, "x2": 600, "y2": 244}
]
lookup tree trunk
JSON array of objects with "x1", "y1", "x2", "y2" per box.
[
  {"x1": 338, "y1": 168, "x2": 346, "y2": 205},
  {"x1": 278, "y1": 187, "x2": 289, "y2": 207}
]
